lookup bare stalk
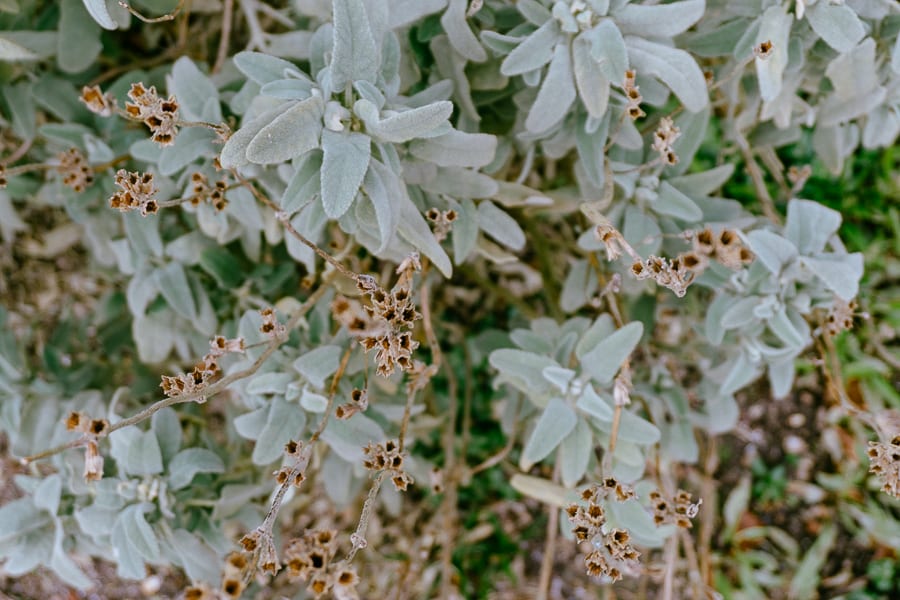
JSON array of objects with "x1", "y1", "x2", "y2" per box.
[
  {"x1": 22, "y1": 283, "x2": 329, "y2": 464},
  {"x1": 536, "y1": 461, "x2": 561, "y2": 600},
  {"x1": 232, "y1": 170, "x2": 362, "y2": 284},
  {"x1": 213, "y1": 0, "x2": 236, "y2": 73},
  {"x1": 118, "y1": 0, "x2": 184, "y2": 23}
]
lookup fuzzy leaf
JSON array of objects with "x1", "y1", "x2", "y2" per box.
[
  {"x1": 58, "y1": 0, "x2": 102, "y2": 73},
  {"x1": 358, "y1": 100, "x2": 452, "y2": 143},
  {"x1": 252, "y1": 397, "x2": 307, "y2": 465},
  {"x1": 168, "y1": 448, "x2": 225, "y2": 490},
  {"x1": 784, "y1": 199, "x2": 842, "y2": 255},
  {"x1": 81, "y1": 0, "x2": 116, "y2": 29},
  {"x1": 626, "y1": 36, "x2": 708, "y2": 112},
  {"x1": 280, "y1": 151, "x2": 323, "y2": 214},
  {"x1": 453, "y1": 198, "x2": 479, "y2": 264},
  {"x1": 169, "y1": 57, "x2": 220, "y2": 122},
  {"x1": 246, "y1": 96, "x2": 324, "y2": 164},
  {"x1": 477, "y1": 201, "x2": 525, "y2": 251},
  {"x1": 321, "y1": 413, "x2": 384, "y2": 462},
  {"x1": 331, "y1": 0, "x2": 378, "y2": 88},
  {"x1": 520, "y1": 398, "x2": 578, "y2": 470},
  {"x1": 510, "y1": 474, "x2": 580, "y2": 508},
  {"x1": 409, "y1": 130, "x2": 497, "y2": 168},
  {"x1": 614, "y1": 0, "x2": 705, "y2": 38},
  {"x1": 655, "y1": 181, "x2": 702, "y2": 221},
  {"x1": 219, "y1": 105, "x2": 286, "y2": 168},
  {"x1": 754, "y1": 5, "x2": 791, "y2": 101},
  {"x1": 233, "y1": 51, "x2": 302, "y2": 85},
  {"x1": 802, "y1": 253, "x2": 864, "y2": 301},
  {"x1": 293, "y1": 345, "x2": 343, "y2": 389},
  {"x1": 489, "y1": 348, "x2": 558, "y2": 399},
  {"x1": 746, "y1": 230, "x2": 798, "y2": 274},
  {"x1": 167, "y1": 529, "x2": 221, "y2": 584},
  {"x1": 441, "y1": 0, "x2": 487, "y2": 62},
  {"x1": 559, "y1": 419, "x2": 592, "y2": 488},
  {"x1": 572, "y1": 34, "x2": 610, "y2": 119},
  {"x1": 580, "y1": 321, "x2": 643, "y2": 384},
  {"x1": 806, "y1": 2, "x2": 864, "y2": 53},
  {"x1": 560, "y1": 259, "x2": 598, "y2": 313},
  {"x1": 575, "y1": 384, "x2": 614, "y2": 421},
  {"x1": 525, "y1": 41, "x2": 576, "y2": 133},
  {"x1": 501, "y1": 20, "x2": 560, "y2": 76},
  {"x1": 320, "y1": 129, "x2": 370, "y2": 219},
  {"x1": 119, "y1": 504, "x2": 159, "y2": 561},
  {"x1": 583, "y1": 19, "x2": 628, "y2": 81},
  {"x1": 155, "y1": 263, "x2": 197, "y2": 322}
]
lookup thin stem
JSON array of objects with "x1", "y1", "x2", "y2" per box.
[
  {"x1": 468, "y1": 415, "x2": 519, "y2": 477},
  {"x1": 398, "y1": 381, "x2": 418, "y2": 454},
  {"x1": 214, "y1": 0, "x2": 235, "y2": 73},
  {"x1": 608, "y1": 404, "x2": 623, "y2": 457},
  {"x1": 118, "y1": 0, "x2": 184, "y2": 23},
  {"x1": 2, "y1": 163, "x2": 52, "y2": 177},
  {"x1": 239, "y1": 0, "x2": 268, "y2": 50},
  {"x1": 22, "y1": 284, "x2": 328, "y2": 464},
  {"x1": 258, "y1": 345, "x2": 351, "y2": 540},
  {"x1": 421, "y1": 274, "x2": 461, "y2": 599},
  {"x1": 345, "y1": 471, "x2": 388, "y2": 563},
  {"x1": 736, "y1": 133, "x2": 781, "y2": 224},
  {"x1": 232, "y1": 170, "x2": 361, "y2": 283},
  {"x1": 661, "y1": 534, "x2": 677, "y2": 600},
  {"x1": 1, "y1": 137, "x2": 33, "y2": 165},
  {"x1": 157, "y1": 182, "x2": 243, "y2": 209},
  {"x1": 177, "y1": 119, "x2": 230, "y2": 135},
  {"x1": 698, "y1": 436, "x2": 718, "y2": 587},
  {"x1": 536, "y1": 461, "x2": 561, "y2": 600}
]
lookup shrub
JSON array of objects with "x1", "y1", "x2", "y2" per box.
[{"x1": 0, "y1": 0, "x2": 898, "y2": 598}]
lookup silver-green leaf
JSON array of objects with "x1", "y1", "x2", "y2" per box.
[
  {"x1": 520, "y1": 398, "x2": 578, "y2": 470},
  {"x1": 246, "y1": 96, "x2": 324, "y2": 164},
  {"x1": 320, "y1": 129, "x2": 371, "y2": 219}
]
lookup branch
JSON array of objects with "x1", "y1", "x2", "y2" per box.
[
  {"x1": 118, "y1": 0, "x2": 184, "y2": 23},
  {"x1": 230, "y1": 169, "x2": 362, "y2": 284},
  {"x1": 22, "y1": 283, "x2": 329, "y2": 464}
]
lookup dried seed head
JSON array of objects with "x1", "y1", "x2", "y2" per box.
[
  {"x1": 222, "y1": 579, "x2": 243, "y2": 598},
  {"x1": 57, "y1": 148, "x2": 94, "y2": 192},
  {"x1": 80, "y1": 85, "x2": 114, "y2": 116},
  {"x1": 66, "y1": 411, "x2": 84, "y2": 431},
  {"x1": 754, "y1": 39, "x2": 774, "y2": 59},
  {"x1": 125, "y1": 82, "x2": 180, "y2": 146},
  {"x1": 89, "y1": 419, "x2": 109, "y2": 436},
  {"x1": 109, "y1": 169, "x2": 158, "y2": 215},
  {"x1": 83, "y1": 440, "x2": 104, "y2": 481}
]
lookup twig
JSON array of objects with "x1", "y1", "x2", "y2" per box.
[
  {"x1": 255, "y1": 1, "x2": 295, "y2": 26},
  {"x1": 398, "y1": 383, "x2": 418, "y2": 454},
  {"x1": 420, "y1": 273, "x2": 462, "y2": 599},
  {"x1": 661, "y1": 534, "x2": 677, "y2": 600},
  {"x1": 1, "y1": 162, "x2": 52, "y2": 177},
  {"x1": 257, "y1": 347, "x2": 351, "y2": 537},
  {"x1": 1, "y1": 137, "x2": 33, "y2": 165},
  {"x1": 118, "y1": 0, "x2": 184, "y2": 23},
  {"x1": 345, "y1": 471, "x2": 388, "y2": 563},
  {"x1": 213, "y1": 0, "x2": 235, "y2": 73},
  {"x1": 871, "y1": 337, "x2": 900, "y2": 371},
  {"x1": 736, "y1": 133, "x2": 781, "y2": 224},
  {"x1": 232, "y1": 169, "x2": 361, "y2": 283},
  {"x1": 698, "y1": 437, "x2": 718, "y2": 587},
  {"x1": 536, "y1": 461, "x2": 561, "y2": 600},
  {"x1": 239, "y1": 0, "x2": 268, "y2": 50},
  {"x1": 22, "y1": 283, "x2": 329, "y2": 464},
  {"x1": 468, "y1": 411, "x2": 519, "y2": 477}
]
